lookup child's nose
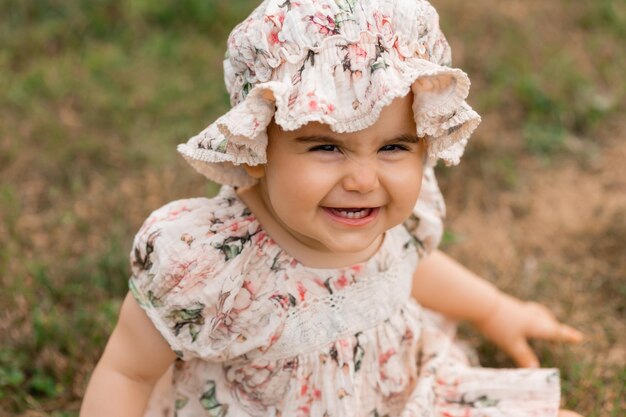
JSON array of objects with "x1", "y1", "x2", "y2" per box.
[{"x1": 341, "y1": 158, "x2": 380, "y2": 193}]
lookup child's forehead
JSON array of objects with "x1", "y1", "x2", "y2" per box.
[
  {"x1": 289, "y1": 132, "x2": 420, "y2": 146},
  {"x1": 270, "y1": 120, "x2": 419, "y2": 146}
]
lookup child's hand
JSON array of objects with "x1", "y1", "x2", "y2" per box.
[{"x1": 473, "y1": 293, "x2": 584, "y2": 368}]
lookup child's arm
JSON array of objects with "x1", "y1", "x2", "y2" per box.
[
  {"x1": 80, "y1": 292, "x2": 177, "y2": 417},
  {"x1": 411, "y1": 249, "x2": 583, "y2": 368}
]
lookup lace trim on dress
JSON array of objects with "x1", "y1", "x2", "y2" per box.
[{"x1": 261, "y1": 238, "x2": 417, "y2": 360}]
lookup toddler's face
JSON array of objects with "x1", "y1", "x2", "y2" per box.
[{"x1": 246, "y1": 93, "x2": 426, "y2": 258}]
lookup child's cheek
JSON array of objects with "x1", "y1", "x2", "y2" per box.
[
  {"x1": 270, "y1": 153, "x2": 336, "y2": 192},
  {"x1": 382, "y1": 162, "x2": 423, "y2": 214}
]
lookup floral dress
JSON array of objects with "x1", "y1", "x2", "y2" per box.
[{"x1": 129, "y1": 169, "x2": 561, "y2": 417}]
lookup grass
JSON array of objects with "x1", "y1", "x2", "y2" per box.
[
  {"x1": 1, "y1": 0, "x2": 625, "y2": 415},
  {"x1": 1, "y1": 1, "x2": 262, "y2": 413}
]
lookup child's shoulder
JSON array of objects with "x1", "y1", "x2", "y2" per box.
[
  {"x1": 127, "y1": 192, "x2": 262, "y2": 361},
  {"x1": 136, "y1": 187, "x2": 248, "y2": 235},
  {"x1": 130, "y1": 189, "x2": 254, "y2": 277},
  {"x1": 138, "y1": 196, "x2": 218, "y2": 229},
  {"x1": 139, "y1": 188, "x2": 245, "y2": 229}
]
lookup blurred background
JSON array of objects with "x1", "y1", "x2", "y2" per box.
[{"x1": 0, "y1": 0, "x2": 624, "y2": 415}]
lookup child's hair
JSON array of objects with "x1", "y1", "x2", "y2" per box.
[{"x1": 176, "y1": 0, "x2": 481, "y2": 187}]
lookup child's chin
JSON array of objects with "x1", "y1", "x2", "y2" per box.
[{"x1": 324, "y1": 234, "x2": 383, "y2": 254}]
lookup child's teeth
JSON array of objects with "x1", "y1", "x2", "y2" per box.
[{"x1": 333, "y1": 208, "x2": 370, "y2": 219}]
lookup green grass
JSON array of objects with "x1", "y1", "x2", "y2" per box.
[
  {"x1": 0, "y1": 1, "x2": 262, "y2": 413},
  {"x1": 1, "y1": 0, "x2": 625, "y2": 415},
  {"x1": 443, "y1": 1, "x2": 624, "y2": 162}
]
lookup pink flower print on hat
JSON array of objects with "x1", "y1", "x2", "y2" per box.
[{"x1": 177, "y1": 0, "x2": 481, "y2": 187}]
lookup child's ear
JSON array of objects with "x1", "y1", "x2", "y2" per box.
[{"x1": 243, "y1": 163, "x2": 266, "y2": 179}]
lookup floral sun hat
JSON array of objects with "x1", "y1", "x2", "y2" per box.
[{"x1": 177, "y1": 0, "x2": 481, "y2": 187}]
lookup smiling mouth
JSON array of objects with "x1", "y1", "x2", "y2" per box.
[
  {"x1": 321, "y1": 206, "x2": 380, "y2": 226},
  {"x1": 323, "y1": 207, "x2": 377, "y2": 219}
]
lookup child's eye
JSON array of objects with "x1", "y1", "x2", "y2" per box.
[
  {"x1": 310, "y1": 144, "x2": 340, "y2": 152},
  {"x1": 379, "y1": 144, "x2": 409, "y2": 152}
]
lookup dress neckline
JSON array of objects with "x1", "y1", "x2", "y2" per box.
[{"x1": 219, "y1": 185, "x2": 397, "y2": 273}]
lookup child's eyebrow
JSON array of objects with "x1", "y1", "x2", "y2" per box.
[
  {"x1": 293, "y1": 134, "x2": 420, "y2": 145},
  {"x1": 382, "y1": 134, "x2": 421, "y2": 144}
]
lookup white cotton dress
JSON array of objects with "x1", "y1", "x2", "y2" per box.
[{"x1": 129, "y1": 169, "x2": 561, "y2": 417}]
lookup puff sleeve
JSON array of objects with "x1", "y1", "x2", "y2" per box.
[
  {"x1": 402, "y1": 166, "x2": 446, "y2": 257},
  {"x1": 128, "y1": 198, "x2": 250, "y2": 362}
]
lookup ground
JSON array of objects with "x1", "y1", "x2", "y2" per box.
[{"x1": 0, "y1": 0, "x2": 624, "y2": 415}]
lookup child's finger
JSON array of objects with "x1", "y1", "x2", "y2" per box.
[
  {"x1": 530, "y1": 319, "x2": 584, "y2": 343},
  {"x1": 557, "y1": 410, "x2": 585, "y2": 417},
  {"x1": 509, "y1": 339, "x2": 540, "y2": 368},
  {"x1": 556, "y1": 324, "x2": 584, "y2": 343},
  {"x1": 524, "y1": 307, "x2": 583, "y2": 343}
]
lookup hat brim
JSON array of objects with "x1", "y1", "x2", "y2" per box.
[{"x1": 178, "y1": 55, "x2": 480, "y2": 187}]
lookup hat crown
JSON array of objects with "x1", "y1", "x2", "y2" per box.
[{"x1": 224, "y1": 0, "x2": 450, "y2": 106}]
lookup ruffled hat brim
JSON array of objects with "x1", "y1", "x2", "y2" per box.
[{"x1": 178, "y1": 51, "x2": 480, "y2": 187}]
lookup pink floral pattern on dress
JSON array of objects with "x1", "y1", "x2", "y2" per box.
[{"x1": 131, "y1": 178, "x2": 561, "y2": 417}]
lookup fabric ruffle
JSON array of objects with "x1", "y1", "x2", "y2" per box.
[
  {"x1": 177, "y1": 0, "x2": 481, "y2": 187},
  {"x1": 129, "y1": 196, "x2": 290, "y2": 361},
  {"x1": 403, "y1": 166, "x2": 446, "y2": 257},
  {"x1": 142, "y1": 302, "x2": 561, "y2": 417},
  {"x1": 400, "y1": 308, "x2": 561, "y2": 417}
]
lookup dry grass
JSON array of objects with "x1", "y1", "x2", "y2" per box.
[{"x1": 1, "y1": 0, "x2": 624, "y2": 416}]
